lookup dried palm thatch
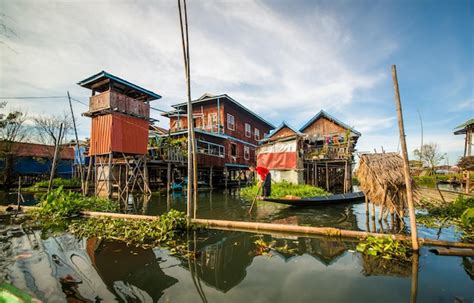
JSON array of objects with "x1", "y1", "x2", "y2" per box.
[
  {"x1": 356, "y1": 153, "x2": 419, "y2": 217},
  {"x1": 458, "y1": 156, "x2": 474, "y2": 171}
]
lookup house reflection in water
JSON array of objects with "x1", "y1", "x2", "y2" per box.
[
  {"x1": 180, "y1": 230, "x2": 356, "y2": 293},
  {"x1": 87, "y1": 239, "x2": 178, "y2": 302}
]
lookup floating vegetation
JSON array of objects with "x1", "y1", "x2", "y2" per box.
[
  {"x1": 416, "y1": 195, "x2": 474, "y2": 242},
  {"x1": 32, "y1": 187, "x2": 118, "y2": 221},
  {"x1": 253, "y1": 236, "x2": 298, "y2": 257},
  {"x1": 240, "y1": 181, "x2": 329, "y2": 201},
  {"x1": 356, "y1": 236, "x2": 412, "y2": 261},
  {"x1": 68, "y1": 210, "x2": 189, "y2": 248}
]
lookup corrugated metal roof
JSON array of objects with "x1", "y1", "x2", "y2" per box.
[
  {"x1": 299, "y1": 110, "x2": 361, "y2": 136},
  {"x1": 0, "y1": 142, "x2": 75, "y2": 159},
  {"x1": 77, "y1": 71, "x2": 162, "y2": 101},
  {"x1": 453, "y1": 118, "x2": 474, "y2": 135},
  {"x1": 169, "y1": 94, "x2": 275, "y2": 129}
]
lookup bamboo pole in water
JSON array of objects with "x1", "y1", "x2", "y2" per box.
[{"x1": 392, "y1": 65, "x2": 419, "y2": 251}]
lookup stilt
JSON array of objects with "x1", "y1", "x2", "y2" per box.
[
  {"x1": 84, "y1": 156, "x2": 93, "y2": 196},
  {"x1": 365, "y1": 195, "x2": 369, "y2": 215},
  {"x1": 314, "y1": 163, "x2": 318, "y2": 187},
  {"x1": 371, "y1": 202, "x2": 376, "y2": 219},
  {"x1": 144, "y1": 156, "x2": 150, "y2": 194},
  {"x1": 325, "y1": 162, "x2": 329, "y2": 192},
  {"x1": 107, "y1": 153, "x2": 113, "y2": 199},
  {"x1": 167, "y1": 162, "x2": 172, "y2": 193},
  {"x1": 224, "y1": 167, "x2": 228, "y2": 190},
  {"x1": 209, "y1": 166, "x2": 213, "y2": 189}
]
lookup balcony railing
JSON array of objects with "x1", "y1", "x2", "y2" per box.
[
  {"x1": 89, "y1": 91, "x2": 150, "y2": 118},
  {"x1": 304, "y1": 145, "x2": 351, "y2": 160}
]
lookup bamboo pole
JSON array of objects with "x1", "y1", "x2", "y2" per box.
[
  {"x1": 429, "y1": 248, "x2": 474, "y2": 257},
  {"x1": 391, "y1": 64, "x2": 419, "y2": 251},
  {"x1": 410, "y1": 252, "x2": 419, "y2": 303},
  {"x1": 48, "y1": 123, "x2": 64, "y2": 193},
  {"x1": 178, "y1": 0, "x2": 193, "y2": 218}
]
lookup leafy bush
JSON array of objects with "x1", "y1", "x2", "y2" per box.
[
  {"x1": 240, "y1": 180, "x2": 329, "y2": 200},
  {"x1": 356, "y1": 236, "x2": 411, "y2": 260}
]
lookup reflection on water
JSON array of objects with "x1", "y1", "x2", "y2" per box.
[{"x1": 1, "y1": 190, "x2": 474, "y2": 302}]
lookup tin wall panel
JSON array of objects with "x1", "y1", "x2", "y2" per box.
[
  {"x1": 89, "y1": 113, "x2": 148, "y2": 155},
  {"x1": 89, "y1": 114, "x2": 112, "y2": 155}
]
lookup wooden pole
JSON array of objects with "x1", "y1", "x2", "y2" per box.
[
  {"x1": 16, "y1": 176, "x2": 21, "y2": 212},
  {"x1": 410, "y1": 252, "x2": 419, "y2": 303},
  {"x1": 178, "y1": 0, "x2": 193, "y2": 218},
  {"x1": 48, "y1": 123, "x2": 63, "y2": 193},
  {"x1": 325, "y1": 162, "x2": 329, "y2": 192},
  {"x1": 209, "y1": 166, "x2": 213, "y2": 189},
  {"x1": 84, "y1": 156, "x2": 93, "y2": 195},
  {"x1": 167, "y1": 162, "x2": 172, "y2": 193},
  {"x1": 107, "y1": 153, "x2": 112, "y2": 199},
  {"x1": 67, "y1": 91, "x2": 84, "y2": 194},
  {"x1": 392, "y1": 64, "x2": 419, "y2": 251}
]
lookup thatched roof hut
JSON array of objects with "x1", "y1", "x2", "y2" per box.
[{"x1": 356, "y1": 153, "x2": 419, "y2": 216}]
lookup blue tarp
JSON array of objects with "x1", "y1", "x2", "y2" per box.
[{"x1": 0, "y1": 157, "x2": 73, "y2": 178}]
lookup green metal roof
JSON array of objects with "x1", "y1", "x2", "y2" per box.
[{"x1": 77, "y1": 71, "x2": 162, "y2": 101}]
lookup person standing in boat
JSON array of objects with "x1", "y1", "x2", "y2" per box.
[{"x1": 249, "y1": 165, "x2": 271, "y2": 198}]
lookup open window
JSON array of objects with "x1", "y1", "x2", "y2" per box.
[{"x1": 230, "y1": 142, "x2": 237, "y2": 158}]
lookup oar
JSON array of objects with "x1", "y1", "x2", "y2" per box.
[{"x1": 248, "y1": 182, "x2": 262, "y2": 215}]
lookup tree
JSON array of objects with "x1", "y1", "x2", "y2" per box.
[
  {"x1": 413, "y1": 143, "x2": 445, "y2": 174},
  {"x1": 33, "y1": 113, "x2": 72, "y2": 176},
  {"x1": 0, "y1": 103, "x2": 28, "y2": 188}
]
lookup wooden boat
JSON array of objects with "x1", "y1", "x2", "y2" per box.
[{"x1": 262, "y1": 191, "x2": 365, "y2": 207}]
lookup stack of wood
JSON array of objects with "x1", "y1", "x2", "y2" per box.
[{"x1": 356, "y1": 152, "x2": 419, "y2": 219}]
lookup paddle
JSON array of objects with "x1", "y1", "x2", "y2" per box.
[{"x1": 248, "y1": 182, "x2": 262, "y2": 214}]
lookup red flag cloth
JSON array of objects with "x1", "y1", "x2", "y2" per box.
[{"x1": 255, "y1": 166, "x2": 269, "y2": 181}]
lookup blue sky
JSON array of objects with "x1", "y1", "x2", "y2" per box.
[{"x1": 1, "y1": 0, "x2": 472, "y2": 164}]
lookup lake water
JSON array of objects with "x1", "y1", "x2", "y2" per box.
[{"x1": 0, "y1": 190, "x2": 473, "y2": 302}]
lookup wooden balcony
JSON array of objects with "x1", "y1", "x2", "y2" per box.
[
  {"x1": 304, "y1": 145, "x2": 352, "y2": 161},
  {"x1": 87, "y1": 91, "x2": 150, "y2": 118}
]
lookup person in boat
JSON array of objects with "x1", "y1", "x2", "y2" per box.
[{"x1": 249, "y1": 165, "x2": 271, "y2": 198}]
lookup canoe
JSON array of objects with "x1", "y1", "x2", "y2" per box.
[{"x1": 262, "y1": 191, "x2": 365, "y2": 207}]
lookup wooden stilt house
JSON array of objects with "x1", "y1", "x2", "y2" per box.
[{"x1": 257, "y1": 110, "x2": 360, "y2": 193}]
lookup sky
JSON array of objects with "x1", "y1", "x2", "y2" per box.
[{"x1": 1, "y1": 0, "x2": 472, "y2": 164}]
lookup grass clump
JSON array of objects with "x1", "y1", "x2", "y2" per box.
[
  {"x1": 25, "y1": 178, "x2": 82, "y2": 192},
  {"x1": 356, "y1": 236, "x2": 412, "y2": 261},
  {"x1": 240, "y1": 180, "x2": 329, "y2": 201}
]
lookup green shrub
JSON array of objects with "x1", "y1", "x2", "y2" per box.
[
  {"x1": 32, "y1": 178, "x2": 82, "y2": 189},
  {"x1": 240, "y1": 180, "x2": 329, "y2": 200}
]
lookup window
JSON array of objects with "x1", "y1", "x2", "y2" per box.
[
  {"x1": 244, "y1": 146, "x2": 250, "y2": 160},
  {"x1": 254, "y1": 128, "x2": 260, "y2": 140},
  {"x1": 230, "y1": 143, "x2": 237, "y2": 157},
  {"x1": 227, "y1": 114, "x2": 235, "y2": 131},
  {"x1": 197, "y1": 140, "x2": 225, "y2": 157},
  {"x1": 245, "y1": 123, "x2": 251, "y2": 137},
  {"x1": 208, "y1": 113, "x2": 217, "y2": 131}
]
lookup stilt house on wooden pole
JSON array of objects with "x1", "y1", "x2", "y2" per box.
[
  {"x1": 78, "y1": 71, "x2": 161, "y2": 202},
  {"x1": 257, "y1": 110, "x2": 360, "y2": 193},
  {"x1": 454, "y1": 118, "x2": 474, "y2": 193}
]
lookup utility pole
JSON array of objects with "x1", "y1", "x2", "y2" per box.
[
  {"x1": 391, "y1": 65, "x2": 419, "y2": 251},
  {"x1": 67, "y1": 91, "x2": 84, "y2": 194}
]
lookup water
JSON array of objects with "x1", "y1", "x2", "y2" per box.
[{"x1": 1, "y1": 190, "x2": 473, "y2": 302}]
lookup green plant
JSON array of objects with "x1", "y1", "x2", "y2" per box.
[
  {"x1": 240, "y1": 180, "x2": 329, "y2": 200},
  {"x1": 356, "y1": 236, "x2": 411, "y2": 260},
  {"x1": 68, "y1": 210, "x2": 189, "y2": 247},
  {"x1": 33, "y1": 187, "x2": 118, "y2": 220}
]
